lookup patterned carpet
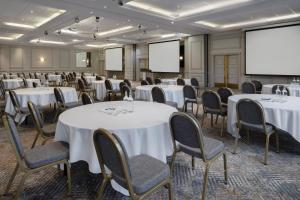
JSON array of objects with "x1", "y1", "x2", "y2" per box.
[{"x1": 0, "y1": 115, "x2": 300, "y2": 200}]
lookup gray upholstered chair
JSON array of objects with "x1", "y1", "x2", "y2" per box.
[
  {"x1": 154, "y1": 78, "x2": 162, "y2": 84},
  {"x1": 93, "y1": 128, "x2": 172, "y2": 200},
  {"x1": 78, "y1": 79, "x2": 96, "y2": 98},
  {"x1": 4, "y1": 115, "x2": 71, "y2": 199},
  {"x1": 177, "y1": 78, "x2": 185, "y2": 86},
  {"x1": 28, "y1": 101, "x2": 56, "y2": 148},
  {"x1": 151, "y1": 86, "x2": 178, "y2": 109},
  {"x1": 169, "y1": 112, "x2": 228, "y2": 200},
  {"x1": 146, "y1": 77, "x2": 153, "y2": 85},
  {"x1": 241, "y1": 82, "x2": 256, "y2": 94},
  {"x1": 22, "y1": 79, "x2": 28, "y2": 88},
  {"x1": 81, "y1": 92, "x2": 94, "y2": 105},
  {"x1": 105, "y1": 79, "x2": 119, "y2": 101},
  {"x1": 96, "y1": 75, "x2": 103, "y2": 80},
  {"x1": 141, "y1": 80, "x2": 149, "y2": 86},
  {"x1": 183, "y1": 85, "x2": 200, "y2": 117},
  {"x1": 8, "y1": 90, "x2": 30, "y2": 125},
  {"x1": 191, "y1": 78, "x2": 200, "y2": 96},
  {"x1": 201, "y1": 90, "x2": 227, "y2": 136},
  {"x1": 251, "y1": 80, "x2": 262, "y2": 94},
  {"x1": 54, "y1": 87, "x2": 82, "y2": 109},
  {"x1": 124, "y1": 79, "x2": 132, "y2": 88},
  {"x1": 217, "y1": 87, "x2": 234, "y2": 106},
  {"x1": 235, "y1": 98, "x2": 279, "y2": 165},
  {"x1": 120, "y1": 84, "x2": 131, "y2": 99},
  {"x1": 271, "y1": 85, "x2": 290, "y2": 96}
]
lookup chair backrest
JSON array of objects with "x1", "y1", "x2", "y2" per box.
[
  {"x1": 32, "y1": 82, "x2": 38, "y2": 88},
  {"x1": 6, "y1": 115, "x2": 25, "y2": 162},
  {"x1": 151, "y1": 86, "x2": 166, "y2": 103},
  {"x1": 154, "y1": 78, "x2": 162, "y2": 84},
  {"x1": 217, "y1": 87, "x2": 233, "y2": 104},
  {"x1": 17, "y1": 73, "x2": 21, "y2": 78},
  {"x1": 54, "y1": 87, "x2": 66, "y2": 104},
  {"x1": 9, "y1": 90, "x2": 21, "y2": 111},
  {"x1": 271, "y1": 85, "x2": 290, "y2": 96},
  {"x1": 124, "y1": 79, "x2": 132, "y2": 88},
  {"x1": 44, "y1": 73, "x2": 49, "y2": 80},
  {"x1": 146, "y1": 77, "x2": 153, "y2": 85},
  {"x1": 3, "y1": 74, "x2": 7, "y2": 79},
  {"x1": 251, "y1": 80, "x2": 262, "y2": 92},
  {"x1": 22, "y1": 79, "x2": 28, "y2": 88},
  {"x1": 81, "y1": 92, "x2": 94, "y2": 105},
  {"x1": 121, "y1": 85, "x2": 130, "y2": 98},
  {"x1": 183, "y1": 85, "x2": 197, "y2": 100},
  {"x1": 169, "y1": 112, "x2": 207, "y2": 161},
  {"x1": 81, "y1": 76, "x2": 88, "y2": 86},
  {"x1": 78, "y1": 79, "x2": 86, "y2": 90},
  {"x1": 105, "y1": 80, "x2": 113, "y2": 90},
  {"x1": 34, "y1": 73, "x2": 39, "y2": 79},
  {"x1": 141, "y1": 80, "x2": 149, "y2": 86},
  {"x1": 28, "y1": 101, "x2": 44, "y2": 131},
  {"x1": 236, "y1": 98, "x2": 266, "y2": 128},
  {"x1": 191, "y1": 78, "x2": 199, "y2": 87},
  {"x1": 0, "y1": 80, "x2": 5, "y2": 97},
  {"x1": 241, "y1": 82, "x2": 256, "y2": 94},
  {"x1": 96, "y1": 76, "x2": 102, "y2": 81},
  {"x1": 119, "y1": 82, "x2": 126, "y2": 92},
  {"x1": 201, "y1": 90, "x2": 222, "y2": 111},
  {"x1": 93, "y1": 128, "x2": 132, "y2": 189},
  {"x1": 177, "y1": 78, "x2": 185, "y2": 86},
  {"x1": 29, "y1": 73, "x2": 33, "y2": 79}
]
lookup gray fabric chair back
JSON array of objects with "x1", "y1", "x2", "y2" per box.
[
  {"x1": 17, "y1": 73, "x2": 21, "y2": 78},
  {"x1": 54, "y1": 87, "x2": 65, "y2": 104},
  {"x1": 202, "y1": 90, "x2": 222, "y2": 110},
  {"x1": 271, "y1": 85, "x2": 290, "y2": 96},
  {"x1": 183, "y1": 85, "x2": 197, "y2": 100},
  {"x1": 251, "y1": 80, "x2": 262, "y2": 92},
  {"x1": 119, "y1": 82, "x2": 126, "y2": 92},
  {"x1": 105, "y1": 80, "x2": 113, "y2": 90},
  {"x1": 146, "y1": 77, "x2": 153, "y2": 85},
  {"x1": 241, "y1": 82, "x2": 256, "y2": 94},
  {"x1": 29, "y1": 73, "x2": 33, "y2": 79},
  {"x1": 9, "y1": 90, "x2": 21, "y2": 111},
  {"x1": 121, "y1": 85, "x2": 130, "y2": 98},
  {"x1": 81, "y1": 92, "x2": 93, "y2": 105},
  {"x1": 23, "y1": 79, "x2": 28, "y2": 88},
  {"x1": 151, "y1": 87, "x2": 166, "y2": 103},
  {"x1": 154, "y1": 78, "x2": 162, "y2": 84},
  {"x1": 34, "y1": 73, "x2": 39, "y2": 79},
  {"x1": 169, "y1": 112, "x2": 206, "y2": 159},
  {"x1": 236, "y1": 99, "x2": 265, "y2": 126},
  {"x1": 217, "y1": 87, "x2": 233, "y2": 104},
  {"x1": 73, "y1": 72, "x2": 76, "y2": 77},
  {"x1": 177, "y1": 78, "x2": 185, "y2": 86},
  {"x1": 44, "y1": 73, "x2": 49, "y2": 80},
  {"x1": 6, "y1": 115, "x2": 25, "y2": 160},
  {"x1": 141, "y1": 80, "x2": 149, "y2": 86},
  {"x1": 96, "y1": 76, "x2": 102, "y2": 81},
  {"x1": 81, "y1": 76, "x2": 88, "y2": 86},
  {"x1": 191, "y1": 78, "x2": 199, "y2": 87},
  {"x1": 0, "y1": 80, "x2": 5, "y2": 97},
  {"x1": 3, "y1": 74, "x2": 7, "y2": 79},
  {"x1": 78, "y1": 79, "x2": 86, "y2": 90},
  {"x1": 32, "y1": 82, "x2": 38, "y2": 88},
  {"x1": 93, "y1": 128, "x2": 131, "y2": 183},
  {"x1": 124, "y1": 79, "x2": 131, "y2": 87},
  {"x1": 28, "y1": 101, "x2": 44, "y2": 129}
]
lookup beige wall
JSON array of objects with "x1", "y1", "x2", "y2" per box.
[{"x1": 0, "y1": 44, "x2": 102, "y2": 74}]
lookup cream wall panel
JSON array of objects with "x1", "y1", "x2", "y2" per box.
[
  {"x1": 60, "y1": 50, "x2": 70, "y2": 68},
  {"x1": 125, "y1": 45, "x2": 134, "y2": 80},
  {"x1": 0, "y1": 46, "x2": 10, "y2": 70},
  {"x1": 212, "y1": 37, "x2": 240, "y2": 50},
  {"x1": 52, "y1": 50, "x2": 60, "y2": 68},
  {"x1": 22, "y1": 47, "x2": 31, "y2": 69},
  {"x1": 10, "y1": 47, "x2": 22, "y2": 68}
]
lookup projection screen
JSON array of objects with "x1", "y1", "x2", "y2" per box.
[
  {"x1": 246, "y1": 24, "x2": 300, "y2": 76},
  {"x1": 105, "y1": 48, "x2": 123, "y2": 71},
  {"x1": 149, "y1": 40, "x2": 180, "y2": 73}
]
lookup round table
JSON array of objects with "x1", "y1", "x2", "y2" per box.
[
  {"x1": 2, "y1": 79, "x2": 41, "y2": 89},
  {"x1": 227, "y1": 94, "x2": 300, "y2": 143},
  {"x1": 135, "y1": 85, "x2": 184, "y2": 108},
  {"x1": 161, "y1": 78, "x2": 191, "y2": 85},
  {"x1": 262, "y1": 84, "x2": 300, "y2": 97},
  {"x1": 5, "y1": 87, "x2": 78, "y2": 122},
  {"x1": 54, "y1": 101, "x2": 176, "y2": 195},
  {"x1": 92, "y1": 79, "x2": 122, "y2": 100}
]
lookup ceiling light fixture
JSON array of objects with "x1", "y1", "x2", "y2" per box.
[
  {"x1": 195, "y1": 21, "x2": 219, "y2": 28},
  {"x1": 61, "y1": 29, "x2": 78, "y2": 34},
  {"x1": 161, "y1": 33, "x2": 176, "y2": 38},
  {"x1": 0, "y1": 37, "x2": 14, "y2": 40},
  {"x1": 86, "y1": 43, "x2": 118, "y2": 48},
  {"x1": 97, "y1": 26, "x2": 133, "y2": 36},
  {"x1": 35, "y1": 10, "x2": 66, "y2": 27},
  {"x1": 126, "y1": 0, "x2": 252, "y2": 19},
  {"x1": 30, "y1": 39, "x2": 66, "y2": 45},
  {"x1": 4, "y1": 22, "x2": 35, "y2": 29},
  {"x1": 0, "y1": 34, "x2": 24, "y2": 40}
]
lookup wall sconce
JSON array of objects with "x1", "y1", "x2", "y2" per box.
[
  {"x1": 179, "y1": 56, "x2": 183, "y2": 60},
  {"x1": 40, "y1": 57, "x2": 45, "y2": 62}
]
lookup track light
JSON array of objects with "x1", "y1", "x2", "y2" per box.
[{"x1": 75, "y1": 16, "x2": 80, "y2": 23}]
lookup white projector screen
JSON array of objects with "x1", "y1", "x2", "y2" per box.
[
  {"x1": 105, "y1": 48, "x2": 123, "y2": 71},
  {"x1": 246, "y1": 25, "x2": 300, "y2": 76},
  {"x1": 149, "y1": 40, "x2": 180, "y2": 73}
]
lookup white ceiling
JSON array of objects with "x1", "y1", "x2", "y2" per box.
[{"x1": 0, "y1": 0, "x2": 299, "y2": 48}]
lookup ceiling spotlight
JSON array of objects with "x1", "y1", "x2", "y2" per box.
[
  {"x1": 118, "y1": 0, "x2": 124, "y2": 6},
  {"x1": 96, "y1": 16, "x2": 100, "y2": 23},
  {"x1": 138, "y1": 24, "x2": 142, "y2": 30},
  {"x1": 57, "y1": 30, "x2": 62, "y2": 35},
  {"x1": 143, "y1": 30, "x2": 147, "y2": 34},
  {"x1": 75, "y1": 16, "x2": 80, "y2": 23},
  {"x1": 93, "y1": 33, "x2": 97, "y2": 40},
  {"x1": 44, "y1": 30, "x2": 48, "y2": 35},
  {"x1": 95, "y1": 27, "x2": 100, "y2": 33}
]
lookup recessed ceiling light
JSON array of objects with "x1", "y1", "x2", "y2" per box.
[
  {"x1": 90, "y1": 11, "x2": 94, "y2": 14},
  {"x1": 161, "y1": 33, "x2": 176, "y2": 38},
  {"x1": 4, "y1": 22, "x2": 35, "y2": 29},
  {"x1": 171, "y1": 21, "x2": 174, "y2": 24},
  {"x1": 30, "y1": 39, "x2": 66, "y2": 45},
  {"x1": 35, "y1": 10, "x2": 66, "y2": 27},
  {"x1": 104, "y1": 5, "x2": 107, "y2": 9},
  {"x1": 30, "y1": 10, "x2": 34, "y2": 14},
  {"x1": 195, "y1": 21, "x2": 219, "y2": 28},
  {"x1": 86, "y1": 43, "x2": 118, "y2": 48},
  {"x1": 0, "y1": 37, "x2": 14, "y2": 40},
  {"x1": 97, "y1": 26, "x2": 133, "y2": 36},
  {"x1": 61, "y1": 29, "x2": 78, "y2": 35}
]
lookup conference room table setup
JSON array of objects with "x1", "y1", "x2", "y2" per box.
[{"x1": 92, "y1": 79, "x2": 123, "y2": 100}]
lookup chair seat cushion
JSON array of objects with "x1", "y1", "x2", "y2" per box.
[
  {"x1": 83, "y1": 88, "x2": 95, "y2": 93},
  {"x1": 65, "y1": 101, "x2": 82, "y2": 109},
  {"x1": 20, "y1": 107, "x2": 30, "y2": 113},
  {"x1": 178, "y1": 137, "x2": 224, "y2": 160},
  {"x1": 205, "y1": 106, "x2": 227, "y2": 116},
  {"x1": 240, "y1": 121, "x2": 274, "y2": 134},
  {"x1": 114, "y1": 154, "x2": 170, "y2": 195},
  {"x1": 24, "y1": 141, "x2": 69, "y2": 169},
  {"x1": 166, "y1": 101, "x2": 178, "y2": 109},
  {"x1": 42, "y1": 123, "x2": 56, "y2": 137}
]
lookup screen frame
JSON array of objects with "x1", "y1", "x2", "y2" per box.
[
  {"x1": 148, "y1": 39, "x2": 180, "y2": 73},
  {"x1": 245, "y1": 23, "x2": 300, "y2": 77},
  {"x1": 105, "y1": 47, "x2": 124, "y2": 72}
]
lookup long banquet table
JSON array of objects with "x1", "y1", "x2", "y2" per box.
[
  {"x1": 55, "y1": 101, "x2": 176, "y2": 195},
  {"x1": 227, "y1": 94, "x2": 300, "y2": 143}
]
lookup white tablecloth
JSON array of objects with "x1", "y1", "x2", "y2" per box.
[
  {"x1": 161, "y1": 78, "x2": 191, "y2": 85},
  {"x1": 5, "y1": 87, "x2": 78, "y2": 121},
  {"x1": 55, "y1": 101, "x2": 176, "y2": 194},
  {"x1": 92, "y1": 79, "x2": 122, "y2": 100},
  {"x1": 48, "y1": 74, "x2": 62, "y2": 82},
  {"x1": 262, "y1": 84, "x2": 300, "y2": 97},
  {"x1": 227, "y1": 94, "x2": 300, "y2": 143},
  {"x1": 135, "y1": 85, "x2": 184, "y2": 108},
  {"x1": 2, "y1": 79, "x2": 41, "y2": 89}
]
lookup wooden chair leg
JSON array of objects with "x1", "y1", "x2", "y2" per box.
[
  {"x1": 223, "y1": 153, "x2": 228, "y2": 184},
  {"x1": 210, "y1": 114, "x2": 213, "y2": 127},
  {"x1": 215, "y1": 115, "x2": 219, "y2": 124},
  {"x1": 169, "y1": 152, "x2": 177, "y2": 174},
  {"x1": 220, "y1": 116, "x2": 225, "y2": 137},
  {"x1": 65, "y1": 162, "x2": 72, "y2": 195},
  {"x1": 4, "y1": 164, "x2": 19, "y2": 194},
  {"x1": 167, "y1": 181, "x2": 173, "y2": 200},
  {"x1": 202, "y1": 163, "x2": 211, "y2": 200},
  {"x1": 192, "y1": 156, "x2": 195, "y2": 170},
  {"x1": 15, "y1": 172, "x2": 30, "y2": 199},
  {"x1": 31, "y1": 133, "x2": 40, "y2": 148},
  {"x1": 275, "y1": 131, "x2": 280, "y2": 153},
  {"x1": 233, "y1": 137, "x2": 239, "y2": 154},
  {"x1": 201, "y1": 113, "x2": 206, "y2": 127},
  {"x1": 264, "y1": 134, "x2": 271, "y2": 165}
]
